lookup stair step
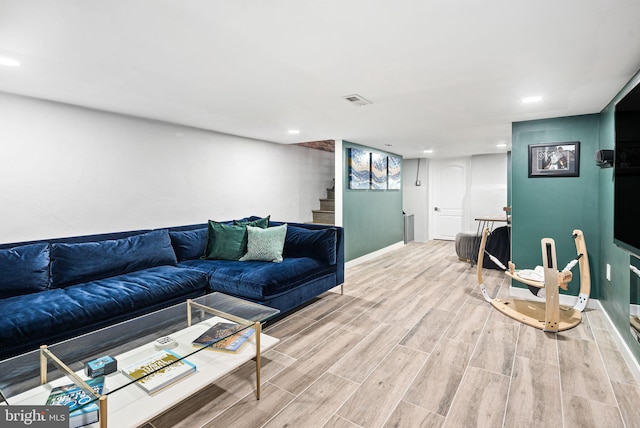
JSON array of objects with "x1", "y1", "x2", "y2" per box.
[
  {"x1": 312, "y1": 210, "x2": 335, "y2": 225},
  {"x1": 326, "y1": 188, "x2": 334, "y2": 199},
  {"x1": 319, "y1": 198, "x2": 335, "y2": 211}
]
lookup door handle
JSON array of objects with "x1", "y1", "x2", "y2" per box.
[{"x1": 434, "y1": 207, "x2": 440, "y2": 211}]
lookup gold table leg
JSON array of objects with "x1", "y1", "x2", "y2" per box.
[
  {"x1": 99, "y1": 395, "x2": 108, "y2": 428},
  {"x1": 255, "y1": 321, "x2": 261, "y2": 400}
]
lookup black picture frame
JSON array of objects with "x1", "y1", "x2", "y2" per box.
[{"x1": 528, "y1": 141, "x2": 580, "y2": 177}]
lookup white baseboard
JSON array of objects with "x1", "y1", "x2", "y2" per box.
[
  {"x1": 597, "y1": 300, "x2": 640, "y2": 385},
  {"x1": 346, "y1": 241, "x2": 405, "y2": 268}
]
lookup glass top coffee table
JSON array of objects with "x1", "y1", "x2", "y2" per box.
[{"x1": 0, "y1": 292, "x2": 280, "y2": 428}]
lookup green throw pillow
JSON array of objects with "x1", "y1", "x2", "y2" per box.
[
  {"x1": 202, "y1": 221, "x2": 248, "y2": 261},
  {"x1": 240, "y1": 224, "x2": 287, "y2": 263},
  {"x1": 203, "y1": 216, "x2": 271, "y2": 260},
  {"x1": 234, "y1": 215, "x2": 270, "y2": 228}
]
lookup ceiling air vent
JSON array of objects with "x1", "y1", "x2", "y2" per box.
[{"x1": 342, "y1": 94, "x2": 372, "y2": 106}]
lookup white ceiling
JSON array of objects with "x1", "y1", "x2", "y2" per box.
[{"x1": 1, "y1": 0, "x2": 640, "y2": 158}]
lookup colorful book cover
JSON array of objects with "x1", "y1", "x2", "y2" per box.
[
  {"x1": 123, "y1": 349, "x2": 196, "y2": 394},
  {"x1": 192, "y1": 322, "x2": 246, "y2": 346},
  {"x1": 45, "y1": 376, "x2": 104, "y2": 428},
  {"x1": 192, "y1": 322, "x2": 255, "y2": 353}
]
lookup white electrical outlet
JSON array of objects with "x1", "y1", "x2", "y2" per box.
[{"x1": 606, "y1": 263, "x2": 611, "y2": 281}]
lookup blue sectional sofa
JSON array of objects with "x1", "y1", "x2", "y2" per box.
[{"x1": 0, "y1": 218, "x2": 344, "y2": 360}]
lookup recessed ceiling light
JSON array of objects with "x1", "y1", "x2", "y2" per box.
[
  {"x1": 0, "y1": 56, "x2": 20, "y2": 67},
  {"x1": 496, "y1": 143, "x2": 508, "y2": 148},
  {"x1": 288, "y1": 129, "x2": 300, "y2": 135},
  {"x1": 423, "y1": 149, "x2": 433, "y2": 154},
  {"x1": 521, "y1": 95, "x2": 542, "y2": 104}
]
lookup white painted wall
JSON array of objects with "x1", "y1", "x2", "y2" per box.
[
  {"x1": 403, "y1": 153, "x2": 507, "y2": 240},
  {"x1": 0, "y1": 93, "x2": 334, "y2": 243},
  {"x1": 469, "y1": 153, "x2": 508, "y2": 225}
]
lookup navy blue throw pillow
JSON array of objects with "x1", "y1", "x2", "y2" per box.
[{"x1": 283, "y1": 226, "x2": 336, "y2": 265}]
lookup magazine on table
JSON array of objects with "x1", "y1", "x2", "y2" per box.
[{"x1": 192, "y1": 322, "x2": 256, "y2": 353}]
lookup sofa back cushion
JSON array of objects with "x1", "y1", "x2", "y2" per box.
[
  {"x1": 169, "y1": 227, "x2": 208, "y2": 261},
  {"x1": 0, "y1": 243, "x2": 50, "y2": 298},
  {"x1": 50, "y1": 229, "x2": 177, "y2": 288},
  {"x1": 283, "y1": 226, "x2": 337, "y2": 265}
]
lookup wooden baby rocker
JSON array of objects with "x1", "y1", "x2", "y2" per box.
[{"x1": 476, "y1": 228, "x2": 590, "y2": 332}]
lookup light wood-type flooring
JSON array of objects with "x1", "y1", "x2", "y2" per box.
[{"x1": 144, "y1": 240, "x2": 640, "y2": 427}]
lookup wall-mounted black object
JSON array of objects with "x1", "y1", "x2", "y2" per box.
[
  {"x1": 614, "y1": 78, "x2": 640, "y2": 256},
  {"x1": 595, "y1": 149, "x2": 614, "y2": 167}
]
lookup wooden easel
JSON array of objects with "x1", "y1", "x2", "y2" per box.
[{"x1": 477, "y1": 228, "x2": 590, "y2": 332}]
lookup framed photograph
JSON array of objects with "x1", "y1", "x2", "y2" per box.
[{"x1": 528, "y1": 141, "x2": 580, "y2": 177}]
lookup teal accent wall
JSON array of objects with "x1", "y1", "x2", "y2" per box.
[
  {"x1": 342, "y1": 141, "x2": 404, "y2": 261},
  {"x1": 511, "y1": 115, "x2": 601, "y2": 299},
  {"x1": 598, "y1": 71, "x2": 640, "y2": 363},
  {"x1": 512, "y1": 69, "x2": 640, "y2": 364}
]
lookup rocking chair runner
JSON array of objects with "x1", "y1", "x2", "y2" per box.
[{"x1": 476, "y1": 227, "x2": 591, "y2": 332}]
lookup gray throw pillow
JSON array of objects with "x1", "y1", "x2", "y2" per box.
[{"x1": 239, "y1": 224, "x2": 287, "y2": 263}]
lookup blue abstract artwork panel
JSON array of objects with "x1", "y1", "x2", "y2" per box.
[
  {"x1": 388, "y1": 156, "x2": 401, "y2": 189},
  {"x1": 349, "y1": 148, "x2": 371, "y2": 189},
  {"x1": 371, "y1": 153, "x2": 388, "y2": 190}
]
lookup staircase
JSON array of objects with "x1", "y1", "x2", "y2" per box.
[{"x1": 312, "y1": 187, "x2": 335, "y2": 225}]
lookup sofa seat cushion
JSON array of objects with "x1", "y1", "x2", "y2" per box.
[
  {"x1": 0, "y1": 288, "x2": 79, "y2": 346},
  {"x1": 0, "y1": 266, "x2": 208, "y2": 353},
  {"x1": 61, "y1": 266, "x2": 208, "y2": 322},
  {"x1": 179, "y1": 258, "x2": 334, "y2": 300}
]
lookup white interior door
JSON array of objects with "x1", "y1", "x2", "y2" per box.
[{"x1": 429, "y1": 157, "x2": 469, "y2": 240}]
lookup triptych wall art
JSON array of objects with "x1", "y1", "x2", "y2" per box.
[{"x1": 349, "y1": 148, "x2": 401, "y2": 190}]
